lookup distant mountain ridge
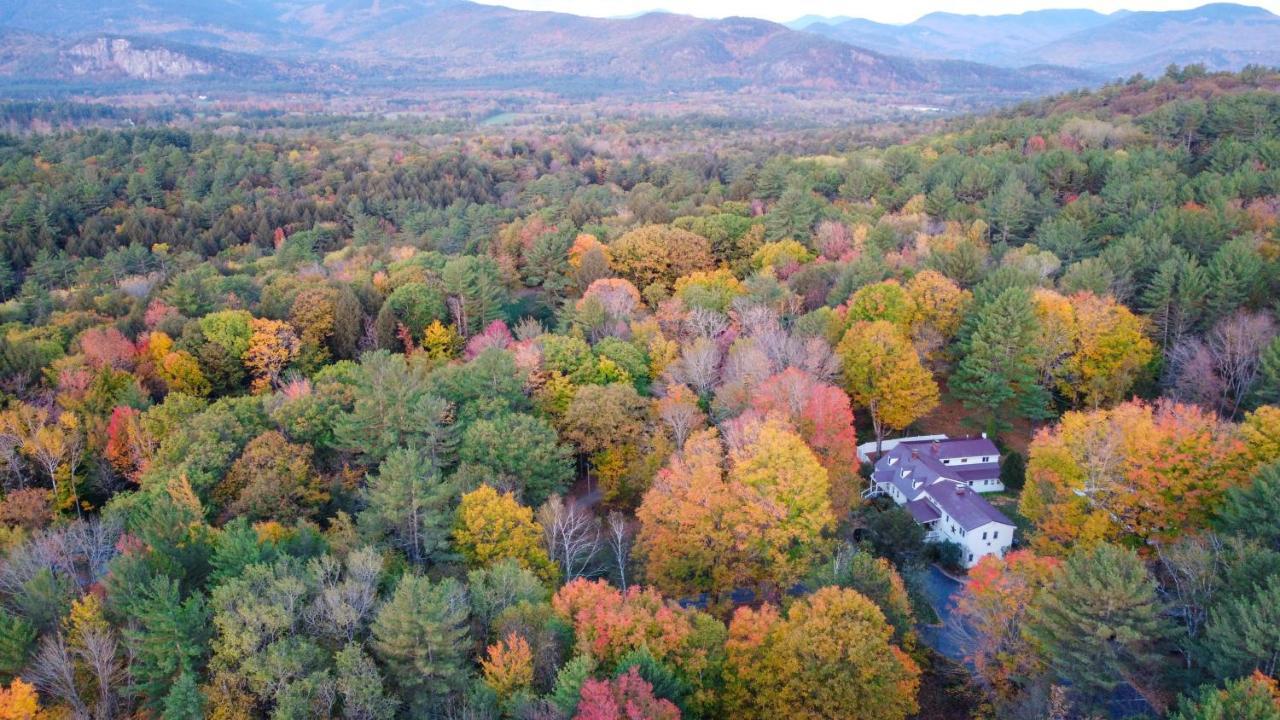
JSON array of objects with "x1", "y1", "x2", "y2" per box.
[
  {"x1": 0, "y1": 0, "x2": 1099, "y2": 98},
  {"x1": 799, "y1": 3, "x2": 1280, "y2": 75}
]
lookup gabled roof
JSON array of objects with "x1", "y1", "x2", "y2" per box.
[
  {"x1": 873, "y1": 435, "x2": 1012, "y2": 533},
  {"x1": 899, "y1": 436, "x2": 999, "y2": 460},
  {"x1": 905, "y1": 498, "x2": 941, "y2": 524},
  {"x1": 928, "y1": 481, "x2": 1014, "y2": 531}
]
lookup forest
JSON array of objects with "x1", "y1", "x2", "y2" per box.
[{"x1": 1, "y1": 66, "x2": 1280, "y2": 720}]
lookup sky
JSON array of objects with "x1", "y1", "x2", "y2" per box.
[{"x1": 480, "y1": 0, "x2": 1279, "y2": 24}]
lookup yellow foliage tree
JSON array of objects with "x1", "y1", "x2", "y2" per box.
[
  {"x1": 836, "y1": 320, "x2": 939, "y2": 455},
  {"x1": 454, "y1": 485, "x2": 558, "y2": 584},
  {"x1": 0, "y1": 679, "x2": 41, "y2": 720},
  {"x1": 1031, "y1": 290, "x2": 1154, "y2": 409},
  {"x1": 723, "y1": 587, "x2": 920, "y2": 720},
  {"x1": 421, "y1": 321, "x2": 463, "y2": 361}
]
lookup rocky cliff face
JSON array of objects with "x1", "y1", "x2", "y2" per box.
[{"x1": 66, "y1": 37, "x2": 213, "y2": 79}]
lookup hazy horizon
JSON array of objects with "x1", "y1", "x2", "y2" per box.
[{"x1": 481, "y1": 0, "x2": 1277, "y2": 24}]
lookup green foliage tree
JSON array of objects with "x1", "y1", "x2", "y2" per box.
[
  {"x1": 1027, "y1": 543, "x2": 1172, "y2": 701},
  {"x1": 458, "y1": 413, "x2": 573, "y2": 506},
  {"x1": 359, "y1": 447, "x2": 458, "y2": 566},
  {"x1": 371, "y1": 574, "x2": 472, "y2": 713},
  {"x1": 950, "y1": 287, "x2": 1053, "y2": 435}
]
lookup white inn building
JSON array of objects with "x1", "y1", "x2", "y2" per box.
[{"x1": 866, "y1": 435, "x2": 1014, "y2": 568}]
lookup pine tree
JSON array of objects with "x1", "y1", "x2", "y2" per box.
[
  {"x1": 442, "y1": 255, "x2": 506, "y2": 336},
  {"x1": 161, "y1": 670, "x2": 205, "y2": 720},
  {"x1": 125, "y1": 575, "x2": 211, "y2": 714},
  {"x1": 1204, "y1": 238, "x2": 1263, "y2": 326},
  {"x1": 1203, "y1": 573, "x2": 1280, "y2": 680},
  {"x1": 950, "y1": 287, "x2": 1053, "y2": 435},
  {"x1": 371, "y1": 574, "x2": 471, "y2": 713},
  {"x1": 0, "y1": 608, "x2": 34, "y2": 682},
  {"x1": 988, "y1": 176, "x2": 1036, "y2": 242},
  {"x1": 1255, "y1": 336, "x2": 1280, "y2": 406},
  {"x1": 358, "y1": 447, "x2": 457, "y2": 566},
  {"x1": 1142, "y1": 251, "x2": 1206, "y2": 356},
  {"x1": 1027, "y1": 544, "x2": 1173, "y2": 702}
]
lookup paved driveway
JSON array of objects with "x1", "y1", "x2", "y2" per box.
[{"x1": 918, "y1": 565, "x2": 967, "y2": 661}]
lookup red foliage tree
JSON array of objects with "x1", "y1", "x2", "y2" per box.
[
  {"x1": 750, "y1": 368, "x2": 859, "y2": 516},
  {"x1": 575, "y1": 667, "x2": 681, "y2": 720}
]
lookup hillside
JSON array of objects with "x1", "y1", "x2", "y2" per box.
[
  {"x1": 800, "y1": 3, "x2": 1280, "y2": 76},
  {"x1": 0, "y1": 68, "x2": 1279, "y2": 720},
  {"x1": 0, "y1": 0, "x2": 1097, "y2": 103}
]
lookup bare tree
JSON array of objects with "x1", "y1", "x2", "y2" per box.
[
  {"x1": 1208, "y1": 311, "x2": 1276, "y2": 417},
  {"x1": 29, "y1": 634, "x2": 90, "y2": 719},
  {"x1": 79, "y1": 628, "x2": 126, "y2": 720},
  {"x1": 669, "y1": 336, "x2": 723, "y2": 398},
  {"x1": 605, "y1": 511, "x2": 634, "y2": 592},
  {"x1": 538, "y1": 495, "x2": 601, "y2": 582},
  {"x1": 1154, "y1": 534, "x2": 1223, "y2": 670},
  {"x1": 657, "y1": 384, "x2": 706, "y2": 448},
  {"x1": 684, "y1": 307, "x2": 729, "y2": 341},
  {"x1": 1171, "y1": 311, "x2": 1276, "y2": 417},
  {"x1": 305, "y1": 547, "x2": 383, "y2": 642},
  {"x1": 0, "y1": 518, "x2": 122, "y2": 600}
]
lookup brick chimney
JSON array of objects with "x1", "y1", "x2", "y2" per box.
[
  {"x1": 931, "y1": 440, "x2": 940, "y2": 455},
  {"x1": 910, "y1": 448, "x2": 919, "y2": 460}
]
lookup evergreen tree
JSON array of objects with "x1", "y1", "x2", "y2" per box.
[
  {"x1": 765, "y1": 185, "x2": 821, "y2": 241},
  {"x1": 162, "y1": 670, "x2": 205, "y2": 720},
  {"x1": 442, "y1": 255, "x2": 506, "y2": 336},
  {"x1": 358, "y1": 447, "x2": 458, "y2": 566},
  {"x1": 1204, "y1": 238, "x2": 1264, "y2": 325},
  {"x1": 988, "y1": 176, "x2": 1036, "y2": 242},
  {"x1": 1203, "y1": 573, "x2": 1280, "y2": 680},
  {"x1": 1142, "y1": 250, "x2": 1207, "y2": 356},
  {"x1": 371, "y1": 575, "x2": 471, "y2": 713},
  {"x1": 125, "y1": 575, "x2": 211, "y2": 714},
  {"x1": 0, "y1": 608, "x2": 34, "y2": 682},
  {"x1": 1216, "y1": 464, "x2": 1280, "y2": 550},
  {"x1": 1027, "y1": 544, "x2": 1173, "y2": 702},
  {"x1": 333, "y1": 351, "x2": 456, "y2": 466},
  {"x1": 950, "y1": 287, "x2": 1053, "y2": 435},
  {"x1": 1255, "y1": 336, "x2": 1280, "y2": 406}
]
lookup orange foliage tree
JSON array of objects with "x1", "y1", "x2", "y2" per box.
[
  {"x1": 1020, "y1": 400, "x2": 1254, "y2": 554},
  {"x1": 952, "y1": 550, "x2": 1059, "y2": 699},
  {"x1": 0, "y1": 678, "x2": 40, "y2": 720},
  {"x1": 636, "y1": 418, "x2": 834, "y2": 599},
  {"x1": 243, "y1": 318, "x2": 301, "y2": 393},
  {"x1": 723, "y1": 587, "x2": 920, "y2": 720},
  {"x1": 480, "y1": 632, "x2": 535, "y2": 701}
]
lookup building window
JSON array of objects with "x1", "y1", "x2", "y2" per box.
[
  {"x1": 968, "y1": 553, "x2": 974, "y2": 563},
  {"x1": 982, "y1": 531, "x2": 988, "y2": 540},
  {"x1": 993, "y1": 531, "x2": 999, "y2": 539}
]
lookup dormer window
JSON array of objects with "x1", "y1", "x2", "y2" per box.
[{"x1": 888, "y1": 457, "x2": 898, "y2": 466}]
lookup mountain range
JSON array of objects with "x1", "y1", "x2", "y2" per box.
[
  {"x1": 0, "y1": 1, "x2": 1274, "y2": 104},
  {"x1": 797, "y1": 3, "x2": 1280, "y2": 75}
]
